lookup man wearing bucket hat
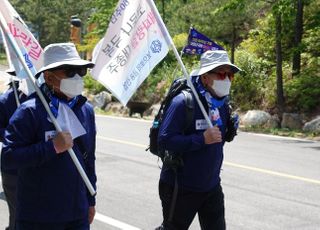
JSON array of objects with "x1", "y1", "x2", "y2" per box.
[
  {"x1": 1, "y1": 43, "x2": 97, "y2": 229},
  {"x1": 157, "y1": 50, "x2": 241, "y2": 230},
  {"x1": 0, "y1": 69, "x2": 29, "y2": 230}
]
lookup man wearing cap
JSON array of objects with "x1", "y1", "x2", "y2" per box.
[
  {"x1": 0, "y1": 69, "x2": 28, "y2": 230},
  {"x1": 157, "y1": 50, "x2": 241, "y2": 230},
  {"x1": 1, "y1": 43, "x2": 97, "y2": 229}
]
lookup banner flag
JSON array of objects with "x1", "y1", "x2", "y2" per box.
[
  {"x1": 182, "y1": 27, "x2": 224, "y2": 55},
  {"x1": 0, "y1": 0, "x2": 43, "y2": 79},
  {"x1": 91, "y1": 0, "x2": 170, "y2": 105},
  {"x1": 0, "y1": 1, "x2": 96, "y2": 196}
]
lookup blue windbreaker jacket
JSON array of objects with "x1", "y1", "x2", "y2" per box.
[
  {"x1": 1, "y1": 91, "x2": 97, "y2": 222},
  {"x1": 158, "y1": 77, "x2": 230, "y2": 192},
  {"x1": 0, "y1": 88, "x2": 28, "y2": 175}
]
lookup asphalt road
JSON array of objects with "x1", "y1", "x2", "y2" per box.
[{"x1": 1, "y1": 115, "x2": 320, "y2": 229}]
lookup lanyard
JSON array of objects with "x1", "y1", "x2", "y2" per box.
[
  {"x1": 42, "y1": 84, "x2": 78, "y2": 118},
  {"x1": 195, "y1": 77, "x2": 226, "y2": 126}
]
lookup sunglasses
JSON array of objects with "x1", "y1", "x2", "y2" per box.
[
  {"x1": 64, "y1": 67, "x2": 87, "y2": 78},
  {"x1": 207, "y1": 71, "x2": 234, "y2": 80},
  {"x1": 51, "y1": 66, "x2": 87, "y2": 78}
]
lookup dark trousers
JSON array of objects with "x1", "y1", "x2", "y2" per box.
[
  {"x1": 159, "y1": 181, "x2": 226, "y2": 230},
  {"x1": 16, "y1": 218, "x2": 89, "y2": 230},
  {"x1": 2, "y1": 172, "x2": 18, "y2": 230}
]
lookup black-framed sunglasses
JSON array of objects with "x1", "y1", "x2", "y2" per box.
[{"x1": 64, "y1": 67, "x2": 87, "y2": 78}]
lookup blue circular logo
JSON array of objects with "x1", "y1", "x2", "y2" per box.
[{"x1": 150, "y1": 40, "x2": 162, "y2": 53}]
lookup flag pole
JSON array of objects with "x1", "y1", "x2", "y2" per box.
[
  {"x1": 0, "y1": 16, "x2": 96, "y2": 196},
  {"x1": 11, "y1": 79, "x2": 20, "y2": 106},
  {"x1": 148, "y1": 0, "x2": 213, "y2": 128}
]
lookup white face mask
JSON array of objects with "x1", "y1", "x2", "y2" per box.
[
  {"x1": 211, "y1": 77, "x2": 231, "y2": 97},
  {"x1": 60, "y1": 74, "x2": 84, "y2": 98}
]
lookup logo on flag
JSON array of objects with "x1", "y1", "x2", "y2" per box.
[
  {"x1": 183, "y1": 27, "x2": 224, "y2": 55},
  {"x1": 91, "y1": 0, "x2": 170, "y2": 105}
]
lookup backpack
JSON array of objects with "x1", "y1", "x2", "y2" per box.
[{"x1": 146, "y1": 78, "x2": 194, "y2": 162}]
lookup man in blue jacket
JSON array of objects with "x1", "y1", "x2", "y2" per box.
[
  {"x1": 157, "y1": 50, "x2": 241, "y2": 230},
  {"x1": 0, "y1": 69, "x2": 28, "y2": 230},
  {"x1": 1, "y1": 43, "x2": 97, "y2": 230}
]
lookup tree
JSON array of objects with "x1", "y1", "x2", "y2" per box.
[
  {"x1": 275, "y1": 11, "x2": 285, "y2": 115},
  {"x1": 292, "y1": 0, "x2": 304, "y2": 76},
  {"x1": 167, "y1": 0, "x2": 264, "y2": 63},
  {"x1": 11, "y1": 0, "x2": 93, "y2": 46}
]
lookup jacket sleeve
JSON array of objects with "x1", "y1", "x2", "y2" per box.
[
  {"x1": 1, "y1": 105, "x2": 57, "y2": 170},
  {"x1": 0, "y1": 105, "x2": 7, "y2": 141},
  {"x1": 85, "y1": 105, "x2": 97, "y2": 206},
  {"x1": 0, "y1": 95, "x2": 9, "y2": 141},
  {"x1": 158, "y1": 93, "x2": 205, "y2": 154}
]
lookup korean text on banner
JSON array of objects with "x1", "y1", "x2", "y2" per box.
[
  {"x1": 0, "y1": 0, "x2": 43, "y2": 78},
  {"x1": 91, "y1": 0, "x2": 170, "y2": 105},
  {"x1": 183, "y1": 27, "x2": 224, "y2": 55}
]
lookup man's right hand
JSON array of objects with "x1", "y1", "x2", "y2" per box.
[
  {"x1": 52, "y1": 131, "x2": 73, "y2": 154},
  {"x1": 203, "y1": 126, "x2": 222, "y2": 144}
]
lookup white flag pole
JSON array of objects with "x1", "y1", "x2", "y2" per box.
[
  {"x1": 0, "y1": 17, "x2": 96, "y2": 196},
  {"x1": 147, "y1": 0, "x2": 213, "y2": 128}
]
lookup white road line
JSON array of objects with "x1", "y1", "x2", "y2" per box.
[
  {"x1": 94, "y1": 212, "x2": 141, "y2": 230},
  {"x1": 97, "y1": 136, "x2": 146, "y2": 149}
]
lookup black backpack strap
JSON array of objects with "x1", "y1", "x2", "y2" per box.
[
  {"x1": 74, "y1": 137, "x2": 88, "y2": 162},
  {"x1": 181, "y1": 89, "x2": 194, "y2": 133}
]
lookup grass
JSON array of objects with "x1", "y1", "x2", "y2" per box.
[{"x1": 240, "y1": 126, "x2": 319, "y2": 140}]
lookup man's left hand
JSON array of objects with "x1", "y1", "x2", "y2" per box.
[{"x1": 89, "y1": 206, "x2": 96, "y2": 224}]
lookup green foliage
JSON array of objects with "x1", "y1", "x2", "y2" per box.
[
  {"x1": 240, "y1": 126, "x2": 319, "y2": 139},
  {"x1": 231, "y1": 49, "x2": 276, "y2": 111},
  {"x1": 0, "y1": 52, "x2": 8, "y2": 65},
  {"x1": 11, "y1": 0, "x2": 93, "y2": 46},
  {"x1": 87, "y1": 0, "x2": 118, "y2": 36},
  {"x1": 83, "y1": 75, "x2": 106, "y2": 94},
  {"x1": 9, "y1": 0, "x2": 318, "y2": 116},
  {"x1": 285, "y1": 70, "x2": 320, "y2": 112}
]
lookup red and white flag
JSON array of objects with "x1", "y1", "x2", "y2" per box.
[
  {"x1": 91, "y1": 0, "x2": 170, "y2": 105},
  {"x1": 0, "y1": 0, "x2": 43, "y2": 78}
]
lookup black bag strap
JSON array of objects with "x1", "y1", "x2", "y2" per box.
[
  {"x1": 74, "y1": 137, "x2": 88, "y2": 162},
  {"x1": 181, "y1": 89, "x2": 194, "y2": 133}
]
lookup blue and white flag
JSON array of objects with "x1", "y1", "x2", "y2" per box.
[
  {"x1": 183, "y1": 27, "x2": 224, "y2": 55},
  {"x1": 91, "y1": 0, "x2": 170, "y2": 105}
]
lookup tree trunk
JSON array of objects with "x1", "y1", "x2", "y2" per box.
[
  {"x1": 275, "y1": 12, "x2": 285, "y2": 116},
  {"x1": 292, "y1": 0, "x2": 304, "y2": 76},
  {"x1": 231, "y1": 25, "x2": 236, "y2": 63}
]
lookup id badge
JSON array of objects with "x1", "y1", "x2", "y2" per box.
[
  {"x1": 195, "y1": 119, "x2": 209, "y2": 130},
  {"x1": 45, "y1": 130, "x2": 56, "y2": 142}
]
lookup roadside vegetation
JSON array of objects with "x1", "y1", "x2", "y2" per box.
[{"x1": 1, "y1": 0, "x2": 319, "y2": 138}]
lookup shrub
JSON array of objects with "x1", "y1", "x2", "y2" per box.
[{"x1": 285, "y1": 70, "x2": 320, "y2": 112}]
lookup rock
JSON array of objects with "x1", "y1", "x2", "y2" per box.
[
  {"x1": 105, "y1": 102, "x2": 128, "y2": 115},
  {"x1": 242, "y1": 110, "x2": 272, "y2": 127},
  {"x1": 281, "y1": 113, "x2": 303, "y2": 130},
  {"x1": 303, "y1": 116, "x2": 320, "y2": 133},
  {"x1": 145, "y1": 104, "x2": 161, "y2": 117},
  {"x1": 92, "y1": 91, "x2": 112, "y2": 109}
]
